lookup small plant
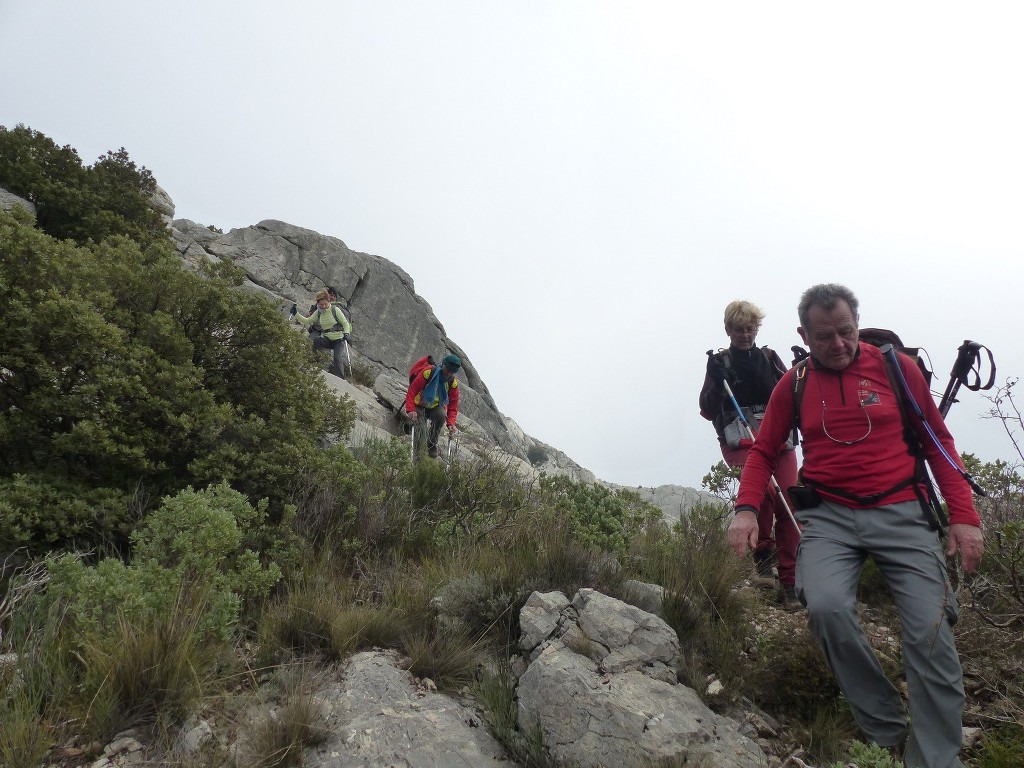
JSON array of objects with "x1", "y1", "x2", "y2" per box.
[
  {"x1": 826, "y1": 739, "x2": 903, "y2": 768},
  {"x1": 258, "y1": 577, "x2": 407, "y2": 664},
  {"x1": 747, "y1": 620, "x2": 840, "y2": 718},
  {"x1": 527, "y1": 445, "x2": 549, "y2": 466},
  {"x1": 348, "y1": 360, "x2": 377, "y2": 387}
]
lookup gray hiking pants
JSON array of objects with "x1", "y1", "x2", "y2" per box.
[
  {"x1": 795, "y1": 499, "x2": 964, "y2": 768},
  {"x1": 312, "y1": 335, "x2": 346, "y2": 379}
]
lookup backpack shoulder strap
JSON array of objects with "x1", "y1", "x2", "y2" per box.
[
  {"x1": 791, "y1": 358, "x2": 810, "y2": 436},
  {"x1": 761, "y1": 346, "x2": 787, "y2": 380}
]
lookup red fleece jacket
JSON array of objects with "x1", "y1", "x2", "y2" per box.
[
  {"x1": 737, "y1": 343, "x2": 981, "y2": 527},
  {"x1": 404, "y1": 366, "x2": 460, "y2": 427}
]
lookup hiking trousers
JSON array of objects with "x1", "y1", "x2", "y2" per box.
[
  {"x1": 722, "y1": 445, "x2": 800, "y2": 586},
  {"x1": 312, "y1": 335, "x2": 346, "y2": 379},
  {"x1": 416, "y1": 404, "x2": 447, "y2": 456},
  {"x1": 796, "y1": 499, "x2": 964, "y2": 768}
]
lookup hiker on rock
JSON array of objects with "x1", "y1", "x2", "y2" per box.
[
  {"x1": 699, "y1": 299, "x2": 801, "y2": 610},
  {"x1": 728, "y1": 283, "x2": 984, "y2": 768},
  {"x1": 405, "y1": 353, "x2": 461, "y2": 457},
  {"x1": 290, "y1": 288, "x2": 352, "y2": 378}
]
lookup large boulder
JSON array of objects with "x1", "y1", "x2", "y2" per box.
[{"x1": 517, "y1": 589, "x2": 766, "y2": 768}]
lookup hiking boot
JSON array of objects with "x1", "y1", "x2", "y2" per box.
[
  {"x1": 752, "y1": 551, "x2": 777, "y2": 590},
  {"x1": 780, "y1": 584, "x2": 805, "y2": 612},
  {"x1": 427, "y1": 446, "x2": 439, "y2": 458}
]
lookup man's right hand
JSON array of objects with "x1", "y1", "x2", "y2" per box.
[
  {"x1": 406, "y1": 411, "x2": 419, "y2": 423},
  {"x1": 727, "y1": 508, "x2": 759, "y2": 558}
]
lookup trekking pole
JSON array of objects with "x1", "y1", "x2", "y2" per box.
[
  {"x1": 722, "y1": 380, "x2": 801, "y2": 535},
  {"x1": 880, "y1": 345, "x2": 987, "y2": 496},
  {"x1": 343, "y1": 338, "x2": 353, "y2": 378},
  {"x1": 937, "y1": 340, "x2": 996, "y2": 419},
  {"x1": 410, "y1": 424, "x2": 416, "y2": 462}
]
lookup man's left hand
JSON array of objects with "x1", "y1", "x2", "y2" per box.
[
  {"x1": 447, "y1": 424, "x2": 457, "y2": 436},
  {"x1": 947, "y1": 523, "x2": 984, "y2": 573}
]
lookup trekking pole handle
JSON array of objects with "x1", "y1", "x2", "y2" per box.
[{"x1": 880, "y1": 345, "x2": 987, "y2": 497}]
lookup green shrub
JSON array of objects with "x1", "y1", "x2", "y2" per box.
[
  {"x1": 538, "y1": 475, "x2": 660, "y2": 556},
  {"x1": 0, "y1": 475, "x2": 131, "y2": 552},
  {"x1": 527, "y1": 446, "x2": 549, "y2": 466},
  {"x1": 0, "y1": 199, "x2": 355, "y2": 554},
  {"x1": 348, "y1": 360, "x2": 377, "y2": 387},
  {"x1": 44, "y1": 484, "x2": 283, "y2": 642}
]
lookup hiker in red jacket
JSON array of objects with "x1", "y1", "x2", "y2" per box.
[
  {"x1": 699, "y1": 299, "x2": 801, "y2": 610},
  {"x1": 729, "y1": 283, "x2": 983, "y2": 768},
  {"x1": 405, "y1": 354, "x2": 461, "y2": 458}
]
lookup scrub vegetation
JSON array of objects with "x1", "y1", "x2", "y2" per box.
[{"x1": 1, "y1": 126, "x2": 1022, "y2": 767}]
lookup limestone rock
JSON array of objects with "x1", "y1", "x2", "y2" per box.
[
  {"x1": 149, "y1": 184, "x2": 175, "y2": 225},
  {"x1": 301, "y1": 650, "x2": 517, "y2": 768},
  {"x1": 517, "y1": 589, "x2": 766, "y2": 768},
  {"x1": 519, "y1": 590, "x2": 571, "y2": 652}
]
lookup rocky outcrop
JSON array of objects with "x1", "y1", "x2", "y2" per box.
[
  {"x1": 170, "y1": 216, "x2": 599, "y2": 484},
  {"x1": 0, "y1": 186, "x2": 36, "y2": 219},
  {"x1": 517, "y1": 589, "x2": 767, "y2": 768}
]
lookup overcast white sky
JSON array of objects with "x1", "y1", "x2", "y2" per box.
[{"x1": 3, "y1": 2, "x2": 1023, "y2": 490}]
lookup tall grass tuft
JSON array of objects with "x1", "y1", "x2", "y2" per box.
[
  {"x1": 0, "y1": 673, "x2": 54, "y2": 768},
  {"x1": 631, "y1": 502, "x2": 752, "y2": 692},
  {"x1": 401, "y1": 625, "x2": 488, "y2": 691},
  {"x1": 258, "y1": 575, "x2": 408, "y2": 665},
  {"x1": 80, "y1": 583, "x2": 223, "y2": 740},
  {"x1": 239, "y1": 663, "x2": 329, "y2": 768}
]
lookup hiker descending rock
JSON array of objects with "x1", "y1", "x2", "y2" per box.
[
  {"x1": 404, "y1": 353, "x2": 461, "y2": 458},
  {"x1": 728, "y1": 283, "x2": 985, "y2": 768},
  {"x1": 290, "y1": 288, "x2": 352, "y2": 378},
  {"x1": 699, "y1": 299, "x2": 801, "y2": 610}
]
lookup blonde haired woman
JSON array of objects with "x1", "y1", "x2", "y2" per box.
[{"x1": 699, "y1": 300, "x2": 800, "y2": 609}]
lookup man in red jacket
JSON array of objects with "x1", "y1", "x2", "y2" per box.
[
  {"x1": 728, "y1": 283, "x2": 983, "y2": 768},
  {"x1": 405, "y1": 353, "x2": 461, "y2": 458}
]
